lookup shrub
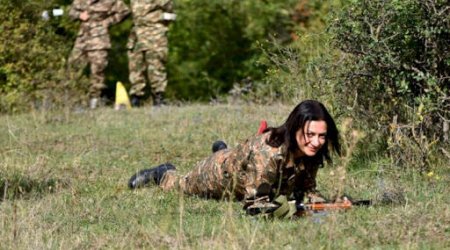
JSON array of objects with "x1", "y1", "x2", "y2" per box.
[
  {"x1": 0, "y1": 0, "x2": 87, "y2": 113},
  {"x1": 331, "y1": 0, "x2": 450, "y2": 169},
  {"x1": 253, "y1": 0, "x2": 345, "y2": 106}
]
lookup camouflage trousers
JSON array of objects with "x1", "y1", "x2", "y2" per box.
[
  {"x1": 68, "y1": 48, "x2": 108, "y2": 98},
  {"x1": 159, "y1": 150, "x2": 246, "y2": 200},
  {"x1": 127, "y1": 46, "x2": 168, "y2": 97}
]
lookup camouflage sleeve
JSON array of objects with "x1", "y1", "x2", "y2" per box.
[
  {"x1": 163, "y1": 0, "x2": 174, "y2": 12},
  {"x1": 68, "y1": 0, "x2": 83, "y2": 20},
  {"x1": 104, "y1": 0, "x2": 130, "y2": 26}
]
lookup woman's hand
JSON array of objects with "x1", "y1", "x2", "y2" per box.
[
  {"x1": 307, "y1": 192, "x2": 327, "y2": 203},
  {"x1": 80, "y1": 11, "x2": 89, "y2": 21}
]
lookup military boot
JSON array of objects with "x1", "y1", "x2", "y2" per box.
[
  {"x1": 153, "y1": 92, "x2": 166, "y2": 107},
  {"x1": 128, "y1": 163, "x2": 176, "y2": 189},
  {"x1": 212, "y1": 140, "x2": 228, "y2": 153},
  {"x1": 130, "y1": 95, "x2": 142, "y2": 107}
]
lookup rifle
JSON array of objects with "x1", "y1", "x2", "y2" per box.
[{"x1": 245, "y1": 195, "x2": 372, "y2": 218}]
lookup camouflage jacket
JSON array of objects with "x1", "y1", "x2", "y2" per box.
[
  {"x1": 179, "y1": 131, "x2": 322, "y2": 202},
  {"x1": 127, "y1": 0, "x2": 173, "y2": 51},
  {"x1": 130, "y1": 0, "x2": 173, "y2": 26},
  {"x1": 69, "y1": 0, "x2": 130, "y2": 50}
]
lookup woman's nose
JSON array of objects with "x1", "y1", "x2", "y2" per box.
[{"x1": 311, "y1": 136, "x2": 320, "y2": 146}]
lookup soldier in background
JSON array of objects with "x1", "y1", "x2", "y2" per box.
[
  {"x1": 127, "y1": 0, "x2": 175, "y2": 107},
  {"x1": 68, "y1": 0, "x2": 130, "y2": 109}
]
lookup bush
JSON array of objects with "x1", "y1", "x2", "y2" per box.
[
  {"x1": 332, "y1": 0, "x2": 449, "y2": 135},
  {"x1": 251, "y1": 0, "x2": 345, "y2": 108},
  {"x1": 331, "y1": 0, "x2": 450, "y2": 169},
  {"x1": 0, "y1": 0, "x2": 87, "y2": 113}
]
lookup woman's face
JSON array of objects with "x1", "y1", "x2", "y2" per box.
[{"x1": 295, "y1": 120, "x2": 327, "y2": 157}]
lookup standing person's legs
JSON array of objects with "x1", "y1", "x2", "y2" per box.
[
  {"x1": 128, "y1": 49, "x2": 147, "y2": 106},
  {"x1": 146, "y1": 34, "x2": 168, "y2": 106},
  {"x1": 146, "y1": 53, "x2": 167, "y2": 99},
  {"x1": 87, "y1": 50, "x2": 108, "y2": 108},
  {"x1": 68, "y1": 47, "x2": 88, "y2": 79}
]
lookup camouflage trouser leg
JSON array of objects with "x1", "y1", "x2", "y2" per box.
[
  {"x1": 68, "y1": 48, "x2": 107, "y2": 98},
  {"x1": 145, "y1": 48, "x2": 167, "y2": 94},
  {"x1": 128, "y1": 49, "x2": 147, "y2": 97},
  {"x1": 160, "y1": 150, "x2": 239, "y2": 199},
  {"x1": 87, "y1": 50, "x2": 108, "y2": 98},
  {"x1": 68, "y1": 47, "x2": 89, "y2": 81},
  {"x1": 159, "y1": 170, "x2": 179, "y2": 191}
]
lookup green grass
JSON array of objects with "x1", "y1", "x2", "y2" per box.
[{"x1": 0, "y1": 104, "x2": 449, "y2": 249}]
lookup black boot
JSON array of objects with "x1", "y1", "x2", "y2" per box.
[
  {"x1": 153, "y1": 92, "x2": 166, "y2": 107},
  {"x1": 128, "y1": 163, "x2": 176, "y2": 189},
  {"x1": 212, "y1": 140, "x2": 227, "y2": 153},
  {"x1": 130, "y1": 95, "x2": 142, "y2": 107}
]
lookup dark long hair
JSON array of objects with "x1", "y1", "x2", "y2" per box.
[{"x1": 265, "y1": 100, "x2": 341, "y2": 163}]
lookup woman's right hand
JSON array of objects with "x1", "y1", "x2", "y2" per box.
[
  {"x1": 307, "y1": 192, "x2": 327, "y2": 203},
  {"x1": 80, "y1": 11, "x2": 89, "y2": 21}
]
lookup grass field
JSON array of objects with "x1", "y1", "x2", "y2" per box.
[{"x1": 0, "y1": 104, "x2": 449, "y2": 249}]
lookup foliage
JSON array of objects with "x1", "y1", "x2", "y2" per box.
[
  {"x1": 330, "y1": 0, "x2": 450, "y2": 169},
  {"x1": 331, "y1": 0, "x2": 449, "y2": 140},
  {"x1": 167, "y1": 0, "x2": 298, "y2": 101},
  {"x1": 0, "y1": 0, "x2": 87, "y2": 113},
  {"x1": 252, "y1": 0, "x2": 345, "y2": 106}
]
